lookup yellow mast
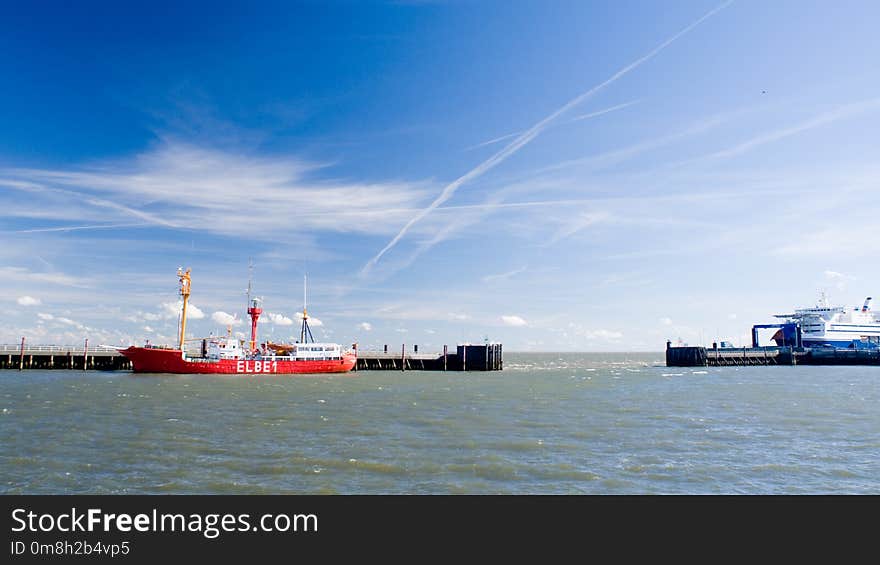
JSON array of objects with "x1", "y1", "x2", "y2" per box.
[{"x1": 177, "y1": 267, "x2": 192, "y2": 351}]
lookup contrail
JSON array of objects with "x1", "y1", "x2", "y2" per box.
[
  {"x1": 15, "y1": 223, "x2": 150, "y2": 233},
  {"x1": 464, "y1": 131, "x2": 523, "y2": 151},
  {"x1": 702, "y1": 97, "x2": 880, "y2": 161},
  {"x1": 465, "y1": 99, "x2": 639, "y2": 151},
  {"x1": 360, "y1": 0, "x2": 733, "y2": 276},
  {"x1": 569, "y1": 99, "x2": 640, "y2": 122}
]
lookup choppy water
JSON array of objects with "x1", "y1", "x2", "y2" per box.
[{"x1": 2, "y1": 353, "x2": 878, "y2": 494}]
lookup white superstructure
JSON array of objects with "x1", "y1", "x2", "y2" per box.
[{"x1": 776, "y1": 295, "x2": 880, "y2": 347}]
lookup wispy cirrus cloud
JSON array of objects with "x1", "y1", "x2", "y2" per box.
[
  {"x1": 0, "y1": 139, "x2": 429, "y2": 240},
  {"x1": 0, "y1": 266, "x2": 90, "y2": 288},
  {"x1": 360, "y1": 0, "x2": 734, "y2": 275}
]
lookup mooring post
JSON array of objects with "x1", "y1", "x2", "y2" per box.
[
  {"x1": 462, "y1": 345, "x2": 467, "y2": 372},
  {"x1": 401, "y1": 343, "x2": 406, "y2": 371},
  {"x1": 19, "y1": 336, "x2": 25, "y2": 371},
  {"x1": 83, "y1": 338, "x2": 89, "y2": 371},
  {"x1": 443, "y1": 345, "x2": 448, "y2": 371}
]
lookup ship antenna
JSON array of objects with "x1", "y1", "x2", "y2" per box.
[
  {"x1": 247, "y1": 258, "x2": 253, "y2": 308},
  {"x1": 300, "y1": 274, "x2": 314, "y2": 344},
  {"x1": 177, "y1": 266, "x2": 192, "y2": 351}
]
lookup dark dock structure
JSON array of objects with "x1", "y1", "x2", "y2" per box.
[
  {"x1": 1, "y1": 341, "x2": 502, "y2": 372},
  {"x1": 355, "y1": 343, "x2": 502, "y2": 371},
  {"x1": 666, "y1": 341, "x2": 880, "y2": 367}
]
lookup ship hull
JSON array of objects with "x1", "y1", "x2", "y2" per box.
[
  {"x1": 120, "y1": 346, "x2": 356, "y2": 375},
  {"x1": 802, "y1": 325, "x2": 880, "y2": 348}
]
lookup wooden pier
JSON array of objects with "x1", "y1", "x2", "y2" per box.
[
  {"x1": 666, "y1": 341, "x2": 880, "y2": 367},
  {"x1": 0, "y1": 342, "x2": 502, "y2": 372},
  {"x1": 0, "y1": 343, "x2": 130, "y2": 371}
]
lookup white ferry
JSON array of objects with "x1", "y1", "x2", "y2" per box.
[{"x1": 775, "y1": 295, "x2": 880, "y2": 348}]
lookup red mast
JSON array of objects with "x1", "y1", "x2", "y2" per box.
[
  {"x1": 247, "y1": 298, "x2": 262, "y2": 352},
  {"x1": 246, "y1": 261, "x2": 262, "y2": 352}
]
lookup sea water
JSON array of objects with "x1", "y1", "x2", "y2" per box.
[{"x1": 2, "y1": 352, "x2": 878, "y2": 494}]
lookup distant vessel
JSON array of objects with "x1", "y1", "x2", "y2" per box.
[
  {"x1": 774, "y1": 294, "x2": 880, "y2": 348},
  {"x1": 119, "y1": 268, "x2": 356, "y2": 374}
]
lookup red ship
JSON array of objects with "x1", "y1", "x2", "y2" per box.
[{"x1": 119, "y1": 268, "x2": 356, "y2": 375}]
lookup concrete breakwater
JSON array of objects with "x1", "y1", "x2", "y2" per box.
[{"x1": 0, "y1": 342, "x2": 502, "y2": 372}]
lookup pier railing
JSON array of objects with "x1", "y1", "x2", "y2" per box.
[{"x1": 0, "y1": 344, "x2": 121, "y2": 355}]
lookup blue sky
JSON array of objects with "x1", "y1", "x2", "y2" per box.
[{"x1": 2, "y1": 0, "x2": 879, "y2": 351}]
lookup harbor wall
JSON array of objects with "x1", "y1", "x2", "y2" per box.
[{"x1": 666, "y1": 342, "x2": 880, "y2": 367}]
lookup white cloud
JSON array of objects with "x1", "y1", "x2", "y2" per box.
[
  {"x1": 359, "y1": 322, "x2": 372, "y2": 331},
  {"x1": 17, "y1": 295, "x2": 41, "y2": 306},
  {"x1": 160, "y1": 301, "x2": 205, "y2": 320},
  {"x1": 56, "y1": 316, "x2": 87, "y2": 331},
  {"x1": 501, "y1": 315, "x2": 528, "y2": 327},
  {"x1": 37, "y1": 312, "x2": 54, "y2": 320},
  {"x1": 211, "y1": 311, "x2": 241, "y2": 326},
  {"x1": 267, "y1": 312, "x2": 294, "y2": 326},
  {"x1": 660, "y1": 317, "x2": 673, "y2": 326},
  {"x1": 294, "y1": 311, "x2": 322, "y2": 326}
]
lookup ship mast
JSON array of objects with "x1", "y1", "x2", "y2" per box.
[
  {"x1": 177, "y1": 267, "x2": 192, "y2": 351},
  {"x1": 246, "y1": 260, "x2": 262, "y2": 352},
  {"x1": 300, "y1": 274, "x2": 314, "y2": 344}
]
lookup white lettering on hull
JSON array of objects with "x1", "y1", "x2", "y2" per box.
[{"x1": 235, "y1": 360, "x2": 278, "y2": 373}]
